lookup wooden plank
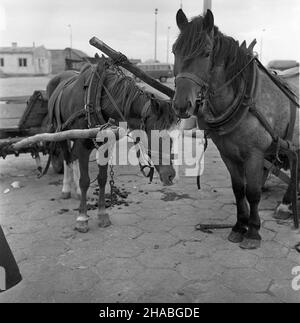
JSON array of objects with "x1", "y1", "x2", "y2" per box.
[
  {"x1": 18, "y1": 91, "x2": 48, "y2": 130},
  {"x1": 0, "y1": 103, "x2": 26, "y2": 119},
  {"x1": 0, "y1": 119, "x2": 20, "y2": 129},
  {"x1": 264, "y1": 159, "x2": 290, "y2": 185},
  {"x1": 0, "y1": 95, "x2": 29, "y2": 103}
]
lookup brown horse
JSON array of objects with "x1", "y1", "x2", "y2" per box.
[
  {"x1": 47, "y1": 57, "x2": 176, "y2": 233},
  {"x1": 172, "y1": 9, "x2": 299, "y2": 249}
]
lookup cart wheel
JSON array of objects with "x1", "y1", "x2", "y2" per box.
[{"x1": 51, "y1": 148, "x2": 64, "y2": 174}]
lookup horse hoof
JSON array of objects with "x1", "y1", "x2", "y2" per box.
[
  {"x1": 75, "y1": 220, "x2": 89, "y2": 233},
  {"x1": 61, "y1": 192, "x2": 71, "y2": 199},
  {"x1": 228, "y1": 230, "x2": 244, "y2": 243},
  {"x1": 239, "y1": 238, "x2": 261, "y2": 250},
  {"x1": 98, "y1": 215, "x2": 112, "y2": 228},
  {"x1": 273, "y1": 203, "x2": 292, "y2": 220}
]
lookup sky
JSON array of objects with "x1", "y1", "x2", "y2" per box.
[{"x1": 0, "y1": 0, "x2": 299, "y2": 65}]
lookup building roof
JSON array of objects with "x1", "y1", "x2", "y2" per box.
[
  {"x1": 0, "y1": 45, "x2": 46, "y2": 54},
  {"x1": 49, "y1": 48, "x2": 88, "y2": 59}
]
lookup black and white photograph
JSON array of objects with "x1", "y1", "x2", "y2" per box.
[{"x1": 0, "y1": 0, "x2": 299, "y2": 305}]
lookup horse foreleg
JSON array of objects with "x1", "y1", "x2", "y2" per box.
[
  {"x1": 240, "y1": 153, "x2": 264, "y2": 249},
  {"x1": 221, "y1": 155, "x2": 249, "y2": 243},
  {"x1": 97, "y1": 164, "x2": 111, "y2": 228},
  {"x1": 61, "y1": 161, "x2": 72, "y2": 199},
  {"x1": 72, "y1": 159, "x2": 81, "y2": 200},
  {"x1": 75, "y1": 147, "x2": 91, "y2": 233}
]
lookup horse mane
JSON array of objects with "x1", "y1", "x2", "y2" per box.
[
  {"x1": 173, "y1": 15, "x2": 254, "y2": 94},
  {"x1": 96, "y1": 60, "x2": 176, "y2": 130}
]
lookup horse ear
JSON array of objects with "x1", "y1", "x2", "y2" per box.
[
  {"x1": 248, "y1": 39, "x2": 257, "y2": 52},
  {"x1": 176, "y1": 9, "x2": 188, "y2": 30},
  {"x1": 203, "y1": 9, "x2": 214, "y2": 33},
  {"x1": 240, "y1": 41, "x2": 247, "y2": 50}
]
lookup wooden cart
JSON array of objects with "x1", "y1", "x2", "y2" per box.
[{"x1": 0, "y1": 91, "x2": 64, "y2": 173}]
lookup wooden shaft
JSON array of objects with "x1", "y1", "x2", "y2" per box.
[
  {"x1": 89, "y1": 37, "x2": 175, "y2": 99},
  {"x1": 12, "y1": 127, "x2": 122, "y2": 150}
]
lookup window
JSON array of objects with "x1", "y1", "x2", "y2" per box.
[
  {"x1": 18, "y1": 58, "x2": 27, "y2": 67},
  {"x1": 0, "y1": 58, "x2": 4, "y2": 67}
]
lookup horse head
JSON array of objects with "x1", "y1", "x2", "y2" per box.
[
  {"x1": 142, "y1": 96, "x2": 177, "y2": 186},
  {"x1": 172, "y1": 9, "x2": 215, "y2": 118}
]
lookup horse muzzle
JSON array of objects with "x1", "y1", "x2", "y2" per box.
[{"x1": 173, "y1": 101, "x2": 194, "y2": 119}]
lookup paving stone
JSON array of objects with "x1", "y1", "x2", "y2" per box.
[
  {"x1": 269, "y1": 279, "x2": 300, "y2": 303},
  {"x1": 110, "y1": 212, "x2": 141, "y2": 225},
  {"x1": 95, "y1": 258, "x2": 144, "y2": 280},
  {"x1": 136, "y1": 246, "x2": 199, "y2": 269},
  {"x1": 220, "y1": 268, "x2": 272, "y2": 293},
  {"x1": 177, "y1": 259, "x2": 225, "y2": 281},
  {"x1": 255, "y1": 258, "x2": 299, "y2": 280},
  {"x1": 50, "y1": 267, "x2": 101, "y2": 293},
  {"x1": 180, "y1": 280, "x2": 237, "y2": 303},
  {"x1": 57, "y1": 248, "x2": 106, "y2": 268},
  {"x1": 248, "y1": 241, "x2": 290, "y2": 259},
  {"x1": 210, "y1": 249, "x2": 258, "y2": 268},
  {"x1": 90, "y1": 280, "x2": 143, "y2": 303},
  {"x1": 137, "y1": 218, "x2": 175, "y2": 233},
  {"x1": 98, "y1": 224, "x2": 143, "y2": 240},
  {"x1": 135, "y1": 268, "x2": 186, "y2": 294},
  {"x1": 169, "y1": 225, "x2": 205, "y2": 242},
  {"x1": 99, "y1": 237, "x2": 144, "y2": 258},
  {"x1": 135, "y1": 231, "x2": 178, "y2": 249}
]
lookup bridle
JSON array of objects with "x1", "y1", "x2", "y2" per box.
[{"x1": 175, "y1": 52, "x2": 257, "y2": 117}]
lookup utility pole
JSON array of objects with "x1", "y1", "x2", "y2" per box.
[
  {"x1": 166, "y1": 26, "x2": 170, "y2": 63},
  {"x1": 203, "y1": 0, "x2": 212, "y2": 12},
  {"x1": 67, "y1": 24, "x2": 72, "y2": 58},
  {"x1": 154, "y1": 8, "x2": 158, "y2": 62},
  {"x1": 260, "y1": 28, "x2": 266, "y2": 62}
]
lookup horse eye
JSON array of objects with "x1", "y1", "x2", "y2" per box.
[{"x1": 204, "y1": 52, "x2": 210, "y2": 58}]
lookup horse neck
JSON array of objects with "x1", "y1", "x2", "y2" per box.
[
  {"x1": 126, "y1": 92, "x2": 149, "y2": 126},
  {"x1": 209, "y1": 65, "x2": 235, "y2": 115}
]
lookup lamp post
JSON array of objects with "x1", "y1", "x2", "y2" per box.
[
  {"x1": 203, "y1": 0, "x2": 212, "y2": 12},
  {"x1": 166, "y1": 26, "x2": 171, "y2": 63},
  {"x1": 154, "y1": 8, "x2": 158, "y2": 62},
  {"x1": 67, "y1": 24, "x2": 72, "y2": 58}
]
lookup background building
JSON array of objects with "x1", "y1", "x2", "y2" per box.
[
  {"x1": 0, "y1": 43, "x2": 51, "y2": 77},
  {"x1": 49, "y1": 48, "x2": 88, "y2": 74}
]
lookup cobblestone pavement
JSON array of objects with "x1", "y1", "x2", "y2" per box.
[{"x1": 0, "y1": 142, "x2": 299, "y2": 303}]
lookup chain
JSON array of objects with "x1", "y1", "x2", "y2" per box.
[{"x1": 109, "y1": 163, "x2": 115, "y2": 207}]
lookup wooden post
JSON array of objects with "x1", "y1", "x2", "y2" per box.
[
  {"x1": 89, "y1": 37, "x2": 175, "y2": 98},
  {"x1": 203, "y1": 0, "x2": 212, "y2": 12}
]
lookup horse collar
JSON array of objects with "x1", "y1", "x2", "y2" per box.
[{"x1": 197, "y1": 58, "x2": 258, "y2": 135}]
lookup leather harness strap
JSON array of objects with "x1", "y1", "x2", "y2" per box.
[
  {"x1": 48, "y1": 74, "x2": 78, "y2": 131},
  {"x1": 176, "y1": 72, "x2": 208, "y2": 88}
]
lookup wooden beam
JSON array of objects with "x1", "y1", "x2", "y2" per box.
[
  {"x1": 89, "y1": 37, "x2": 175, "y2": 99},
  {"x1": 12, "y1": 127, "x2": 125, "y2": 151}
]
